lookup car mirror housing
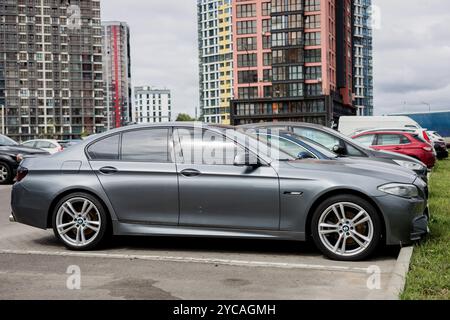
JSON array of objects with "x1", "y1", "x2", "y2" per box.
[{"x1": 332, "y1": 144, "x2": 346, "y2": 155}]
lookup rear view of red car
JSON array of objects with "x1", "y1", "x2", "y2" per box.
[{"x1": 352, "y1": 131, "x2": 436, "y2": 169}]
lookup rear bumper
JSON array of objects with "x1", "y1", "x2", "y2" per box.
[{"x1": 11, "y1": 182, "x2": 49, "y2": 229}]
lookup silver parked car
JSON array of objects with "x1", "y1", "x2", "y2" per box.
[{"x1": 10, "y1": 123, "x2": 429, "y2": 261}]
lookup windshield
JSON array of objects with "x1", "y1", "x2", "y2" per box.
[{"x1": 0, "y1": 135, "x2": 18, "y2": 146}]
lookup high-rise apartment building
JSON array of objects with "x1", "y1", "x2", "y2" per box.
[
  {"x1": 230, "y1": 0, "x2": 356, "y2": 127},
  {"x1": 0, "y1": 0, "x2": 105, "y2": 141},
  {"x1": 102, "y1": 21, "x2": 132, "y2": 129},
  {"x1": 197, "y1": 0, "x2": 233, "y2": 124},
  {"x1": 353, "y1": 0, "x2": 373, "y2": 116},
  {"x1": 134, "y1": 86, "x2": 172, "y2": 124}
]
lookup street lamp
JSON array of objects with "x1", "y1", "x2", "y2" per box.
[
  {"x1": 421, "y1": 102, "x2": 431, "y2": 113},
  {"x1": 0, "y1": 104, "x2": 5, "y2": 135}
]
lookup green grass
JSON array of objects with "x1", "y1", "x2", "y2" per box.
[{"x1": 402, "y1": 159, "x2": 450, "y2": 300}]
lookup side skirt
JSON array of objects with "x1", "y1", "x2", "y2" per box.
[{"x1": 113, "y1": 221, "x2": 306, "y2": 242}]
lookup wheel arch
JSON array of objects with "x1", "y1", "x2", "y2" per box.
[
  {"x1": 304, "y1": 189, "x2": 387, "y2": 244},
  {"x1": 47, "y1": 188, "x2": 112, "y2": 229}
]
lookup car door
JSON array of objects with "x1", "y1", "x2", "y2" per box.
[
  {"x1": 87, "y1": 128, "x2": 179, "y2": 225},
  {"x1": 173, "y1": 127, "x2": 280, "y2": 230}
]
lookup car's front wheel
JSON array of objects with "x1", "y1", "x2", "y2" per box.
[
  {"x1": 0, "y1": 162, "x2": 12, "y2": 185},
  {"x1": 52, "y1": 193, "x2": 109, "y2": 251},
  {"x1": 311, "y1": 195, "x2": 382, "y2": 261}
]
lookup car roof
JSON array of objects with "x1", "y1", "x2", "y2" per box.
[
  {"x1": 237, "y1": 122, "x2": 330, "y2": 131},
  {"x1": 24, "y1": 139, "x2": 59, "y2": 143}
]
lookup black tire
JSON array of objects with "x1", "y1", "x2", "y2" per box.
[
  {"x1": 311, "y1": 194, "x2": 382, "y2": 261},
  {"x1": 52, "y1": 192, "x2": 110, "y2": 251},
  {"x1": 0, "y1": 162, "x2": 13, "y2": 185}
]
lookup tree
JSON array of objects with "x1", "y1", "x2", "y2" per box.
[{"x1": 176, "y1": 113, "x2": 195, "y2": 122}]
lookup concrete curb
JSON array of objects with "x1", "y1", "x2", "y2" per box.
[{"x1": 385, "y1": 246, "x2": 414, "y2": 300}]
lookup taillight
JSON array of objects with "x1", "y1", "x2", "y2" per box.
[
  {"x1": 422, "y1": 131, "x2": 431, "y2": 143},
  {"x1": 58, "y1": 146, "x2": 64, "y2": 152},
  {"x1": 16, "y1": 167, "x2": 28, "y2": 182}
]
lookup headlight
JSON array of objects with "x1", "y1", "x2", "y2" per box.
[
  {"x1": 393, "y1": 160, "x2": 425, "y2": 171},
  {"x1": 16, "y1": 154, "x2": 24, "y2": 163},
  {"x1": 378, "y1": 183, "x2": 419, "y2": 199}
]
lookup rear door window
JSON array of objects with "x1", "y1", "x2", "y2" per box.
[
  {"x1": 87, "y1": 135, "x2": 120, "y2": 161},
  {"x1": 376, "y1": 134, "x2": 409, "y2": 146},
  {"x1": 121, "y1": 129, "x2": 172, "y2": 163}
]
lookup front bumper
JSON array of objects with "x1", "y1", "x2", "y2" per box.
[
  {"x1": 411, "y1": 215, "x2": 429, "y2": 241},
  {"x1": 374, "y1": 194, "x2": 429, "y2": 246}
]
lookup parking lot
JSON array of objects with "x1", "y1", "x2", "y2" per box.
[{"x1": 0, "y1": 185, "x2": 400, "y2": 300}]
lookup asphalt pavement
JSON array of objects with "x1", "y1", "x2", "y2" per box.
[{"x1": 0, "y1": 185, "x2": 399, "y2": 300}]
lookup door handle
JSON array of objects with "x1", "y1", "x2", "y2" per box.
[
  {"x1": 99, "y1": 166, "x2": 118, "y2": 175},
  {"x1": 180, "y1": 169, "x2": 201, "y2": 177}
]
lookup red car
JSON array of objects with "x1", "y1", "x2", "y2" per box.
[{"x1": 352, "y1": 131, "x2": 436, "y2": 168}]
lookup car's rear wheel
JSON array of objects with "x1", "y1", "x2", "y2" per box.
[
  {"x1": 52, "y1": 193, "x2": 108, "y2": 251},
  {"x1": 311, "y1": 195, "x2": 382, "y2": 261},
  {"x1": 0, "y1": 162, "x2": 12, "y2": 185}
]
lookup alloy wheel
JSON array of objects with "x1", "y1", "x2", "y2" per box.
[
  {"x1": 55, "y1": 197, "x2": 102, "y2": 248},
  {"x1": 318, "y1": 202, "x2": 374, "y2": 258},
  {"x1": 0, "y1": 164, "x2": 9, "y2": 183}
]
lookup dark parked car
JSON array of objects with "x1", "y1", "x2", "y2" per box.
[
  {"x1": 0, "y1": 134, "x2": 49, "y2": 184},
  {"x1": 11, "y1": 123, "x2": 429, "y2": 261},
  {"x1": 238, "y1": 122, "x2": 429, "y2": 182}
]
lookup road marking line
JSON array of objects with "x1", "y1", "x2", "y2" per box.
[{"x1": 0, "y1": 249, "x2": 372, "y2": 273}]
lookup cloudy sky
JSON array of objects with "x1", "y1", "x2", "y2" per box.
[{"x1": 102, "y1": 0, "x2": 450, "y2": 117}]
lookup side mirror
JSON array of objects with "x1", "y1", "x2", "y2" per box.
[
  {"x1": 332, "y1": 144, "x2": 346, "y2": 155},
  {"x1": 297, "y1": 151, "x2": 315, "y2": 160}
]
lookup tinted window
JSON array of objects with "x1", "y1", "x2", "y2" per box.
[
  {"x1": 22, "y1": 141, "x2": 36, "y2": 148},
  {"x1": 36, "y1": 141, "x2": 55, "y2": 148},
  {"x1": 88, "y1": 135, "x2": 120, "y2": 160},
  {"x1": 121, "y1": 129, "x2": 171, "y2": 163},
  {"x1": 354, "y1": 134, "x2": 375, "y2": 147},
  {"x1": 257, "y1": 134, "x2": 316, "y2": 159},
  {"x1": 174, "y1": 128, "x2": 246, "y2": 165},
  {"x1": 377, "y1": 134, "x2": 409, "y2": 146},
  {"x1": 0, "y1": 135, "x2": 18, "y2": 146},
  {"x1": 293, "y1": 128, "x2": 341, "y2": 150}
]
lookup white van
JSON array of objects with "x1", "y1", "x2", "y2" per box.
[{"x1": 338, "y1": 116, "x2": 422, "y2": 136}]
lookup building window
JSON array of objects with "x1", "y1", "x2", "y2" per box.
[
  {"x1": 272, "y1": 67, "x2": 286, "y2": 81},
  {"x1": 262, "y1": 19, "x2": 271, "y2": 33},
  {"x1": 305, "y1": 49, "x2": 321, "y2": 62},
  {"x1": 288, "y1": 65, "x2": 303, "y2": 80},
  {"x1": 237, "y1": 20, "x2": 257, "y2": 35},
  {"x1": 263, "y1": 69, "x2": 272, "y2": 82},
  {"x1": 304, "y1": 32, "x2": 321, "y2": 46},
  {"x1": 238, "y1": 70, "x2": 258, "y2": 84},
  {"x1": 272, "y1": 32, "x2": 286, "y2": 47},
  {"x1": 305, "y1": 14, "x2": 321, "y2": 29},
  {"x1": 236, "y1": 4, "x2": 256, "y2": 18},
  {"x1": 237, "y1": 53, "x2": 257, "y2": 68},
  {"x1": 306, "y1": 83, "x2": 323, "y2": 96},
  {"x1": 263, "y1": 52, "x2": 272, "y2": 66},
  {"x1": 304, "y1": 0, "x2": 320, "y2": 12},
  {"x1": 288, "y1": 14, "x2": 303, "y2": 29},
  {"x1": 263, "y1": 35, "x2": 271, "y2": 49},
  {"x1": 262, "y1": 2, "x2": 271, "y2": 16},
  {"x1": 305, "y1": 66, "x2": 322, "y2": 80},
  {"x1": 289, "y1": 83, "x2": 304, "y2": 97},
  {"x1": 238, "y1": 87, "x2": 258, "y2": 99},
  {"x1": 237, "y1": 37, "x2": 257, "y2": 51}
]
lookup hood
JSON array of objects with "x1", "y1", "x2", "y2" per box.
[
  {"x1": 281, "y1": 157, "x2": 417, "y2": 184},
  {"x1": 0, "y1": 145, "x2": 50, "y2": 156},
  {"x1": 369, "y1": 149, "x2": 423, "y2": 164}
]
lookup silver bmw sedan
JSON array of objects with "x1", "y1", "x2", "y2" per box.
[{"x1": 10, "y1": 123, "x2": 429, "y2": 261}]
